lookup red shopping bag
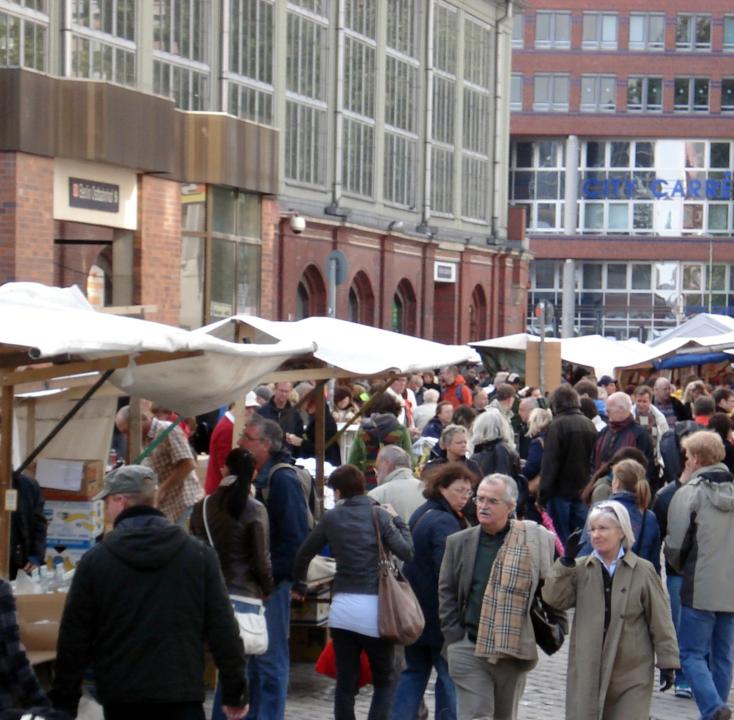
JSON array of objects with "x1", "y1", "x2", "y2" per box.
[{"x1": 315, "y1": 639, "x2": 373, "y2": 687}]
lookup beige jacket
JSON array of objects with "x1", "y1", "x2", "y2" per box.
[{"x1": 542, "y1": 552, "x2": 679, "y2": 720}]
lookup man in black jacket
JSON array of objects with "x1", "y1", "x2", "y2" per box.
[
  {"x1": 49, "y1": 465, "x2": 248, "y2": 720},
  {"x1": 538, "y1": 384, "x2": 598, "y2": 544},
  {"x1": 10, "y1": 472, "x2": 47, "y2": 579}
]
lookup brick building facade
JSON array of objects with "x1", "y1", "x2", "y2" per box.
[{"x1": 512, "y1": 0, "x2": 734, "y2": 340}]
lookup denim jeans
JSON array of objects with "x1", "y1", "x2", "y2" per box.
[
  {"x1": 666, "y1": 574, "x2": 689, "y2": 688},
  {"x1": 545, "y1": 496, "x2": 587, "y2": 546},
  {"x1": 245, "y1": 582, "x2": 292, "y2": 720},
  {"x1": 679, "y1": 605, "x2": 734, "y2": 719},
  {"x1": 212, "y1": 599, "x2": 261, "y2": 720},
  {"x1": 331, "y1": 627, "x2": 397, "y2": 720},
  {"x1": 391, "y1": 644, "x2": 457, "y2": 720}
]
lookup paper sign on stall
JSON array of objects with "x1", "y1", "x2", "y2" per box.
[{"x1": 35, "y1": 459, "x2": 85, "y2": 492}]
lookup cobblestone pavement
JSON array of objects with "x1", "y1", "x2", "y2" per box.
[
  {"x1": 76, "y1": 640, "x2": 733, "y2": 719},
  {"x1": 284, "y1": 641, "x2": 729, "y2": 720}
]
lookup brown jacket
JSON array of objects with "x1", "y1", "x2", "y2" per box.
[
  {"x1": 542, "y1": 552, "x2": 679, "y2": 720},
  {"x1": 190, "y1": 487, "x2": 274, "y2": 599}
]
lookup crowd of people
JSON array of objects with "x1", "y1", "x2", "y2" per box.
[{"x1": 4, "y1": 365, "x2": 734, "y2": 720}]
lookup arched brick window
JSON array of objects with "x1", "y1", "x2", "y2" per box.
[
  {"x1": 470, "y1": 284, "x2": 488, "y2": 340},
  {"x1": 392, "y1": 278, "x2": 417, "y2": 335},
  {"x1": 347, "y1": 270, "x2": 376, "y2": 325},
  {"x1": 295, "y1": 264, "x2": 327, "y2": 319}
]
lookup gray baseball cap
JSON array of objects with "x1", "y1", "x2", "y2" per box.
[{"x1": 94, "y1": 464, "x2": 158, "y2": 501}]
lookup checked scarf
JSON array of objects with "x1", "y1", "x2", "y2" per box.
[{"x1": 474, "y1": 520, "x2": 533, "y2": 659}]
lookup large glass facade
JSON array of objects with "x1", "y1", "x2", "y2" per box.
[
  {"x1": 0, "y1": 1, "x2": 48, "y2": 71},
  {"x1": 511, "y1": 138, "x2": 734, "y2": 236},
  {"x1": 527, "y1": 259, "x2": 734, "y2": 340}
]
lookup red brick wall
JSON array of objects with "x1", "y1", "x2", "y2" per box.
[
  {"x1": 0, "y1": 152, "x2": 54, "y2": 285},
  {"x1": 272, "y1": 219, "x2": 519, "y2": 343},
  {"x1": 135, "y1": 175, "x2": 181, "y2": 325}
]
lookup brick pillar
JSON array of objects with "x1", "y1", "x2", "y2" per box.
[
  {"x1": 135, "y1": 175, "x2": 181, "y2": 325},
  {"x1": 260, "y1": 196, "x2": 279, "y2": 320},
  {"x1": 0, "y1": 152, "x2": 54, "y2": 284}
]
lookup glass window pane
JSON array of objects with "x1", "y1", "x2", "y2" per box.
[
  {"x1": 610, "y1": 142, "x2": 630, "y2": 167},
  {"x1": 635, "y1": 142, "x2": 653, "y2": 168},
  {"x1": 583, "y1": 263, "x2": 603, "y2": 289},
  {"x1": 538, "y1": 141, "x2": 558, "y2": 167},
  {"x1": 709, "y1": 204, "x2": 729, "y2": 231},
  {"x1": 536, "y1": 172, "x2": 559, "y2": 199},
  {"x1": 212, "y1": 186, "x2": 236, "y2": 234},
  {"x1": 236, "y1": 242, "x2": 261, "y2": 315},
  {"x1": 608, "y1": 204, "x2": 628, "y2": 231},
  {"x1": 711, "y1": 143, "x2": 731, "y2": 168},
  {"x1": 607, "y1": 263, "x2": 627, "y2": 289},
  {"x1": 710, "y1": 264, "x2": 726, "y2": 291},
  {"x1": 534, "y1": 260, "x2": 556, "y2": 288},
  {"x1": 631, "y1": 264, "x2": 652, "y2": 289},
  {"x1": 683, "y1": 264, "x2": 702, "y2": 290},
  {"x1": 210, "y1": 237, "x2": 236, "y2": 314},
  {"x1": 179, "y1": 235, "x2": 205, "y2": 329}
]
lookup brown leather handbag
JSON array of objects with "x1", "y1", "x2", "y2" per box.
[{"x1": 371, "y1": 507, "x2": 425, "y2": 645}]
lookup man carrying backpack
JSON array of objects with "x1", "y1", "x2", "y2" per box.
[{"x1": 239, "y1": 416, "x2": 310, "y2": 720}]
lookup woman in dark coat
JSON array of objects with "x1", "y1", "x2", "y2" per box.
[
  {"x1": 190, "y1": 447, "x2": 273, "y2": 720},
  {"x1": 391, "y1": 462, "x2": 477, "y2": 720},
  {"x1": 293, "y1": 465, "x2": 413, "y2": 720},
  {"x1": 421, "y1": 401, "x2": 454, "y2": 440}
]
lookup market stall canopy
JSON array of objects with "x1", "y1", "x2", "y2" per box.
[
  {"x1": 648, "y1": 313, "x2": 734, "y2": 347},
  {"x1": 205, "y1": 315, "x2": 481, "y2": 378},
  {"x1": 0, "y1": 283, "x2": 314, "y2": 416}
]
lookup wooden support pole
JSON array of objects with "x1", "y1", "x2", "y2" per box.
[
  {"x1": 0, "y1": 386, "x2": 15, "y2": 578},
  {"x1": 314, "y1": 381, "x2": 326, "y2": 515}
]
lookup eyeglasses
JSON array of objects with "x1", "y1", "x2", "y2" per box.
[{"x1": 473, "y1": 496, "x2": 503, "y2": 506}]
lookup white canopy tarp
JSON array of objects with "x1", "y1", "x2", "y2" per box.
[
  {"x1": 471, "y1": 333, "x2": 652, "y2": 377},
  {"x1": 0, "y1": 283, "x2": 314, "y2": 416},
  {"x1": 648, "y1": 313, "x2": 734, "y2": 347},
  {"x1": 205, "y1": 315, "x2": 481, "y2": 376}
]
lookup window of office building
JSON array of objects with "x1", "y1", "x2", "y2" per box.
[
  {"x1": 384, "y1": 0, "x2": 419, "y2": 208},
  {"x1": 533, "y1": 74, "x2": 569, "y2": 112},
  {"x1": 580, "y1": 75, "x2": 616, "y2": 112},
  {"x1": 343, "y1": 1, "x2": 376, "y2": 198},
  {"x1": 180, "y1": 184, "x2": 261, "y2": 328},
  {"x1": 70, "y1": 0, "x2": 136, "y2": 84},
  {"x1": 0, "y1": 3, "x2": 47, "y2": 71},
  {"x1": 722, "y1": 79, "x2": 734, "y2": 112},
  {"x1": 509, "y1": 140, "x2": 565, "y2": 232},
  {"x1": 227, "y1": 0, "x2": 274, "y2": 125},
  {"x1": 525, "y1": 259, "x2": 731, "y2": 340},
  {"x1": 725, "y1": 16, "x2": 734, "y2": 51},
  {"x1": 674, "y1": 77, "x2": 709, "y2": 112},
  {"x1": 285, "y1": 2, "x2": 329, "y2": 187},
  {"x1": 676, "y1": 14, "x2": 711, "y2": 51},
  {"x1": 511, "y1": 73, "x2": 523, "y2": 111},
  {"x1": 461, "y1": 17, "x2": 492, "y2": 222},
  {"x1": 582, "y1": 12, "x2": 617, "y2": 51},
  {"x1": 153, "y1": 0, "x2": 209, "y2": 109},
  {"x1": 512, "y1": 11, "x2": 523, "y2": 48},
  {"x1": 535, "y1": 11, "x2": 570, "y2": 50},
  {"x1": 627, "y1": 77, "x2": 662, "y2": 112},
  {"x1": 629, "y1": 13, "x2": 664, "y2": 51},
  {"x1": 431, "y1": 2, "x2": 457, "y2": 215}
]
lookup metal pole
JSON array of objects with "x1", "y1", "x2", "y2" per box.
[
  {"x1": 562, "y1": 135, "x2": 579, "y2": 338},
  {"x1": 0, "y1": 386, "x2": 14, "y2": 578},
  {"x1": 539, "y1": 302, "x2": 546, "y2": 396},
  {"x1": 328, "y1": 257, "x2": 337, "y2": 319},
  {"x1": 708, "y1": 237, "x2": 713, "y2": 314},
  {"x1": 561, "y1": 258, "x2": 576, "y2": 338},
  {"x1": 314, "y1": 381, "x2": 326, "y2": 517}
]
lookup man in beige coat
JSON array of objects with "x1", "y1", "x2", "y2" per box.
[{"x1": 438, "y1": 473, "x2": 557, "y2": 720}]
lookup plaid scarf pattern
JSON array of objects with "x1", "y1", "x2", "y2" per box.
[{"x1": 474, "y1": 520, "x2": 533, "y2": 658}]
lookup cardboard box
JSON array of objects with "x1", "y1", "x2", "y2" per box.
[
  {"x1": 45, "y1": 500, "x2": 104, "y2": 547},
  {"x1": 37, "y1": 459, "x2": 104, "y2": 501},
  {"x1": 290, "y1": 587, "x2": 330, "y2": 626},
  {"x1": 15, "y1": 591, "x2": 67, "y2": 665},
  {"x1": 289, "y1": 625, "x2": 328, "y2": 663}
]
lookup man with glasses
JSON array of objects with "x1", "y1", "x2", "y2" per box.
[
  {"x1": 239, "y1": 416, "x2": 310, "y2": 720},
  {"x1": 438, "y1": 474, "x2": 557, "y2": 720}
]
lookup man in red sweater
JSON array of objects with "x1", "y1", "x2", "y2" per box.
[
  {"x1": 439, "y1": 365, "x2": 472, "y2": 409},
  {"x1": 204, "y1": 392, "x2": 259, "y2": 494}
]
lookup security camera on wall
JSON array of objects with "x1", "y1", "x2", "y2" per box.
[{"x1": 289, "y1": 214, "x2": 306, "y2": 234}]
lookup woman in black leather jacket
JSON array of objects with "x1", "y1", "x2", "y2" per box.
[
  {"x1": 190, "y1": 447, "x2": 273, "y2": 720},
  {"x1": 293, "y1": 464, "x2": 414, "y2": 720}
]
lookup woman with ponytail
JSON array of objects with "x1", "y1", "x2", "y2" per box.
[
  {"x1": 577, "y1": 458, "x2": 662, "y2": 573},
  {"x1": 190, "y1": 447, "x2": 274, "y2": 720}
]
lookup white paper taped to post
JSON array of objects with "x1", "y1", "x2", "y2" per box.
[{"x1": 35, "y1": 459, "x2": 86, "y2": 492}]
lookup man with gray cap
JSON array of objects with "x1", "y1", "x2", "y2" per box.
[{"x1": 50, "y1": 465, "x2": 248, "y2": 720}]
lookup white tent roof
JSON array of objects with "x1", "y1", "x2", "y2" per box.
[
  {"x1": 205, "y1": 315, "x2": 481, "y2": 376},
  {"x1": 648, "y1": 313, "x2": 734, "y2": 347},
  {"x1": 0, "y1": 283, "x2": 314, "y2": 416}
]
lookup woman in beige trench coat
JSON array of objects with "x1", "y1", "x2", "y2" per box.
[{"x1": 542, "y1": 500, "x2": 679, "y2": 720}]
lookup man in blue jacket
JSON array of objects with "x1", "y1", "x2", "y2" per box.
[{"x1": 240, "y1": 416, "x2": 310, "y2": 720}]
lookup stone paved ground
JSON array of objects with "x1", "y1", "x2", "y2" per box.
[{"x1": 77, "y1": 637, "x2": 733, "y2": 719}]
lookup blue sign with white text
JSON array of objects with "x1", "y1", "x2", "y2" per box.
[{"x1": 582, "y1": 173, "x2": 733, "y2": 201}]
